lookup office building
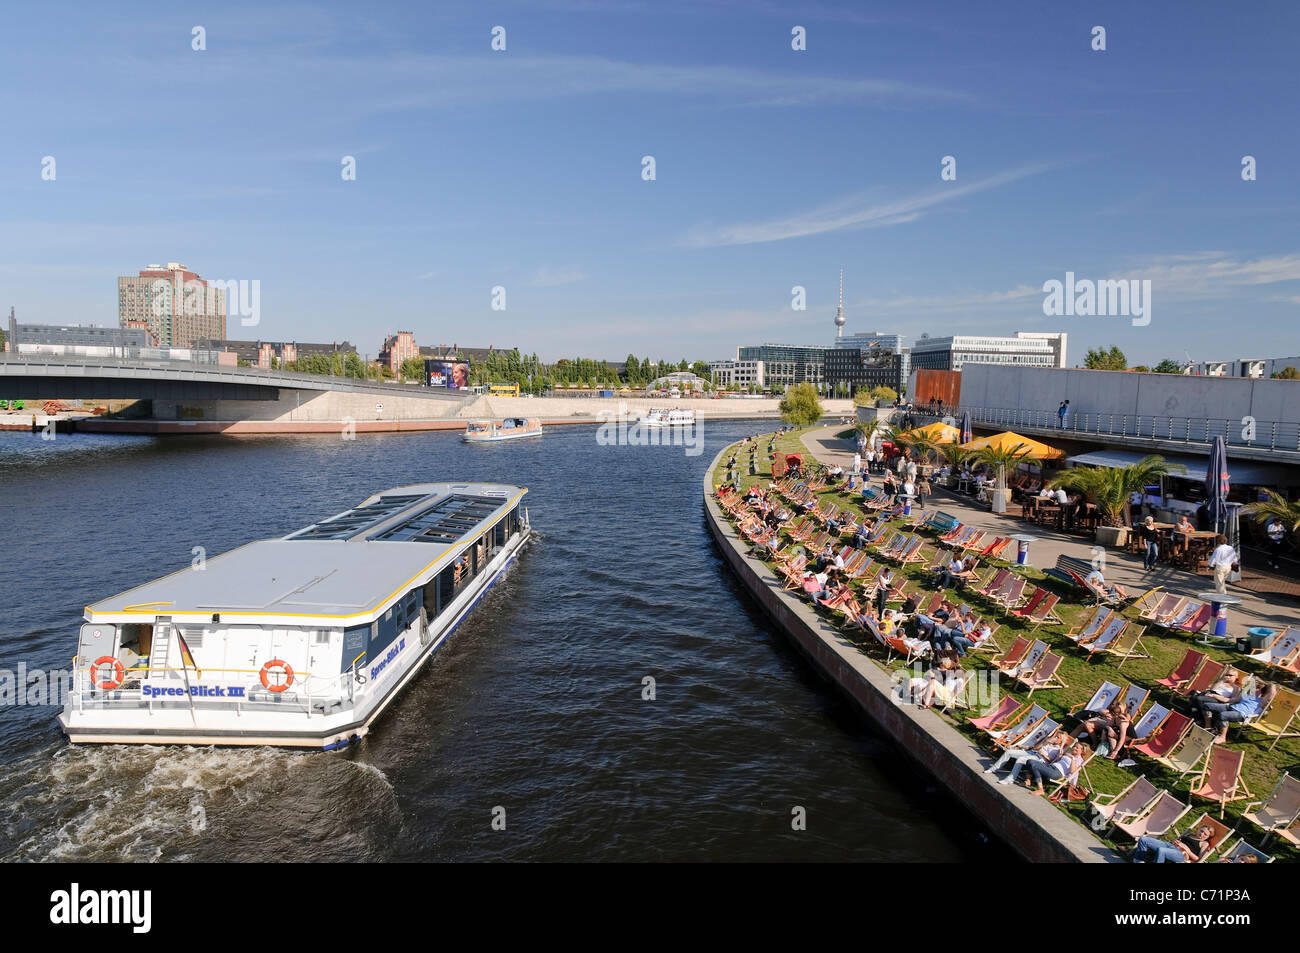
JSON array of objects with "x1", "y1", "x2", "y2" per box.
[{"x1": 118, "y1": 263, "x2": 227, "y2": 348}]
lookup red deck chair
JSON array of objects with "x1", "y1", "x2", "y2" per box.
[
  {"x1": 1156, "y1": 649, "x2": 1206, "y2": 692},
  {"x1": 1132, "y1": 711, "x2": 1193, "y2": 761}
]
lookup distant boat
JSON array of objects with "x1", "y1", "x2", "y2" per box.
[
  {"x1": 642, "y1": 409, "x2": 696, "y2": 427},
  {"x1": 463, "y1": 417, "x2": 543, "y2": 442}
]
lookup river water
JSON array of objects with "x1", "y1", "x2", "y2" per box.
[{"x1": 0, "y1": 422, "x2": 1005, "y2": 861}]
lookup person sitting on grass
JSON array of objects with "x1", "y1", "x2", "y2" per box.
[
  {"x1": 1132, "y1": 823, "x2": 1215, "y2": 864},
  {"x1": 1084, "y1": 567, "x2": 1128, "y2": 602},
  {"x1": 1209, "y1": 679, "x2": 1277, "y2": 743},
  {"x1": 1027, "y1": 740, "x2": 1083, "y2": 796},
  {"x1": 985, "y1": 728, "x2": 1068, "y2": 785}
]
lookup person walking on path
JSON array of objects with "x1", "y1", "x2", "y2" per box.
[
  {"x1": 1266, "y1": 517, "x2": 1287, "y2": 571},
  {"x1": 1140, "y1": 516, "x2": 1160, "y2": 571},
  {"x1": 852, "y1": 451, "x2": 862, "y2": 478},
  {"x1": 1208, "y1": 535, "x2": 1239, "y2": 593}
]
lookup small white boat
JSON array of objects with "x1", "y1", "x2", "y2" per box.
[
  {"x1": 641, "y1": 409, "x2": 696, "y2": 427},
  {"x1": 60, "y1": 483, "x2": 531, "y2": 748},
  {"x1": 463, "y1": 417, "x2": 543, "y2": 442}
]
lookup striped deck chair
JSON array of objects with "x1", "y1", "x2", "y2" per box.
[
  {"x1": 974, "y1": 567, "x2": 1010, "y2": 597},
  {"x1": 957, "y1": 531, "x2": 987, "y2": 554},
  {"x1": 987, "y1": 703, "x2": 1048, "y2": 747},
  {"x1": 1190, "y1": 746, "x2": 1252, "y2": 817},
  {"x1": 968, "y1": 695, "x2": 1021, "y2": 733},
  {"x1": 977, "y1": 536, "x2": 1011, "y2": 560},
  {"x1": 1156, "y1": 648, "x2": 1206, "y2": 692},
  {"x1": 778, "y1": 555, "x2": 808, "y2": 590},
  {"x1": 1114, "y1": 790, "x2": 1191, "y2": 841},
  {"x1": 1248, "y1": 626, "x2": 1300, "y2": 670},
  {"x1": 1090, "y1": 776, "x2": 1159, "y2": 832},
  {"x1": 1065, "y1": 607, "x2": 1113, "y2": 643},
  {"x1": 1080, "y1": 617, "x2": 1127, "y2": 655},
  {"x1": 1006, "y1": 586, "x2": 1047, "y2": 619},
  {"x1": 939, "y1": 522, "x2": 968, "y2": 542},
  {"x1": 1140, "y1": 592, "x2": 1184, "y2": 622},
  {"x1": 842, "y1": 552, "x2": 871, "y2": 579},
  {"x1": 786, "y1": 517, "x2": 815, "y2": 543},
  {"x1": 807, "y1": 532, "x2": 832, "y2": 552},
  {"x1": 1015, "y1": 591, "x2": 1063, "y2": 629},
  {"x1": 983, "y1": 573, "x2": 1019, "y2": 608},
  {"x1": 899, "y1": 539, "x2": 929, "y2": 564},
  {"x1": 994, "y1": 576, "x2": 1029, "y2": 611},
  {"x1": 1177, "y1": 660, "x2": 1229, "y2": 697},
  {"x1": 1132, "y1": 587, "x2": 1169, "y2": 617},
  {"x1": 1020, "y1": 652, "x2": 1067, "y2": 696},
  {"x1": 1218, "y1": 839, "x2": 1274, "y2": 863},
  {"x1": 1003, "y1": 639, "x2": 1048, "y2": 679},
  {"x1": 1118, "y1": 683, "x2": 1150, "y2": 724},
  {"x1": 1106, "y1": 624, "x2": 1151, "y2": 667},
  {"x1": 1125, "y1": 703, "x2": 1171, "y2": 750},
  {"x1": 1068, "y1": 681, "x2": 1122, "y2": 721},
  {"x1": 1155, "y1": 724, "x2": 1216, "y2": 778},
  {"x1": 1010, "y1": 717, "x2": 1060, "y2": 753},
  {"x1": 1247, "y1": 686, "x2": 1300, "y2": 750},
  {"x1": 1243, "y1": 772, "x2": 1300, "y2": 837},
  {"x1": 1178, "y1": 603, "x2": 1213, "y2": 634},
  {"x1": 1156, "y1": 600, "x2": 1203, "y2": 630},
  {"x1": 924, "y1": 548, "x2": 951, "y2": 573},
  {"x1": 1131, "y1": 710, "x2": 1192, "y2": 761},
  {"x1": 992, "y1": 636, "x2": 1030, "y2": 673}
]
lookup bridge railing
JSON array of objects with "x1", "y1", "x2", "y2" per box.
[
  {"x1": 0, "y1": 354, "x2": 468, "y2": 398},
  {"x1": 960, "y1": 405, "x2": 1300, "y2": 453}
]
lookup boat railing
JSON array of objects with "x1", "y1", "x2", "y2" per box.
[{"x1": 69, "y1": 657, "x2": 362, "y2": 717}]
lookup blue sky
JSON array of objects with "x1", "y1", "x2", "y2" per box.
[{"x1": 2, "y1": 0, "x2": 1298, "y2": 364}]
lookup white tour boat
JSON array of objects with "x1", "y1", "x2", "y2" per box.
[
  {"x1": 463, "y1": 417, "x2": 543, "y2": 442},
  {"x1": 60, "y1": 483, "x2": 531, "y2": 749},
  {"x1": 641, "y1": 408, "x2": 696, "y2": 427}
]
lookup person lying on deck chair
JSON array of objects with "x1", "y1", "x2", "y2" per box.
[
  {"x1": 1068, "y1": 699, "x2": 1134, "y2": 760},
  {"x1": 985, "y1": 728, "x2": 1068, "y2": 785},
  {"x1": 1028, "y1": 741, "x2": 1083, "y2": 796},
  {"x1": 1132, "y1": 823, "x2": 1215, "y2": 864},
  {"x1": 1210, "y1": 680, "x2": 1277, "y2": 743},
  {"x1": 1187, "y1": 670, "x2": 1243, "y2": 728},
  {"x1": 903, "y1": 655, "x2": 962, "y2": 709},
  {"x1": 1084, "y1": 568, "x2": 1128, "y2": 602}
]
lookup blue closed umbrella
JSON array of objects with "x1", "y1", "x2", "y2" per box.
[{"x1": 1205, "y1": 435, "x2": 1230, "y2": 536}]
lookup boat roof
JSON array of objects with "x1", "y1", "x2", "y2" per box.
[{"x1": 86, "y1": 483, "x2": 527, "y2": 624}]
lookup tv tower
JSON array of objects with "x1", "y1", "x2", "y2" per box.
[{"x1": 833, "y1": 269, "x2": 846, "y2": 339}]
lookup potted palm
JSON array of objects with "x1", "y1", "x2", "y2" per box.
[
  {"x1": 1046, "y1": 455, "x2": 1184, "y2": 547},
  {"x1": 976, "y1": 443, "x2": 1040, "y2": 514}
]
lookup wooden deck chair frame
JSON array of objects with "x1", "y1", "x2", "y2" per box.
[
  {"x1": 1107, "y1": 624, "x2": 1151, "y2": 668},
  {"x1": 1248, "y1": 686, "x2": 1300, "y2": 751},
  {"x1": 1114, "y1": 791, "x2": 1191, "y2": 841},
  {"x1": 1090, "y1": 776, "x2": 1160, "y2": 832},
  {"x1": 1191, "y1": 745, "x2": 1252, "y2": 818},
  {"x1": 1154, "y1": 723, "x2": 1216, "y2": 779},
  {"x1": 1242, "y1": 772, "x2": 1300, "y2": 839},
  {"x1": 1021, "y1": 652, "x2": 1067, "y2": 696}
]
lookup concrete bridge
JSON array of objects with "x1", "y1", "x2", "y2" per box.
[{"x1": 0, "y1": 356, "x2": 476, "y2": 433}]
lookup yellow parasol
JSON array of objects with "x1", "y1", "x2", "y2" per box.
[
  {"x1": 907, "y1": 421, "x2": 960, "y2": 443},
  {"x1": 959, "y1": 430, "x2": 1065, "y2": 460}
]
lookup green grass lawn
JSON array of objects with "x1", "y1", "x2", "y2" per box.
[{"x1": 711, "y1": 429, "x2": 1300, "y2": 861}]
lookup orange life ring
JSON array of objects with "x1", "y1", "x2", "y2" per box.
[
  {"x1": 91, "y1": 655, "x2": 125, "y2": 691},
  {"x1": 260, "y1": 659, "x2": 294, "y2": 693}
]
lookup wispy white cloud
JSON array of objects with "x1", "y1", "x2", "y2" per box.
[
  {"x1": 1126, "y1": 252, "x2": 1300, "y2": 296},
  {"x1": 415, "y1": 271, "x2": 437, "y2": 281},
  {"x1": 681, "y1": 164, "x2": 1053, "y2": 247},
  {"x1": 532, "y1": 265, "x2": 585, "y2": 286}
]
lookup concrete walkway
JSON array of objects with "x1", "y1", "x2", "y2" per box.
[{"x1": 800, "y1": 425, "x2": 1296, "y2": 635}]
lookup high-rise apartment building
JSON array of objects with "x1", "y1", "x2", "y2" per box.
[{"x1": 118, "y1": 263, "x2": 227, "y2": 348}]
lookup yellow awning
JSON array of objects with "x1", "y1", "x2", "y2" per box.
[
  {"x1": 907, "y1": 422, "x2": 960, "y2": 443},
  {"x1": 959, "y1": 431, "x2": 1065, "y2": 460}
]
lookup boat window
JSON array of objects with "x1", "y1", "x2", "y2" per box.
[{"x1": 342, "y1": 624, "x2": 368, "y2": 672}]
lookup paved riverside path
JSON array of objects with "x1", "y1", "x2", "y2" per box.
[{"x1": 800, "y1": 425, "x2": 1297, "y2": 635}]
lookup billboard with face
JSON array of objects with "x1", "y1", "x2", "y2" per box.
[{"x1": 425, "y1": 360, "x2": 469, "y2": 390}]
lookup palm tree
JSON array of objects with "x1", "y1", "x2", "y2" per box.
[
  {"x1": 975, "y1": 443, "x2": 1040, "y2": 491},
  {"x1": 1046, "y1": 455, "x2": 1185, "y2": 527},
  {"x1": 1244, "y1": 491, "x2": 1300, "y2": 533}
]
